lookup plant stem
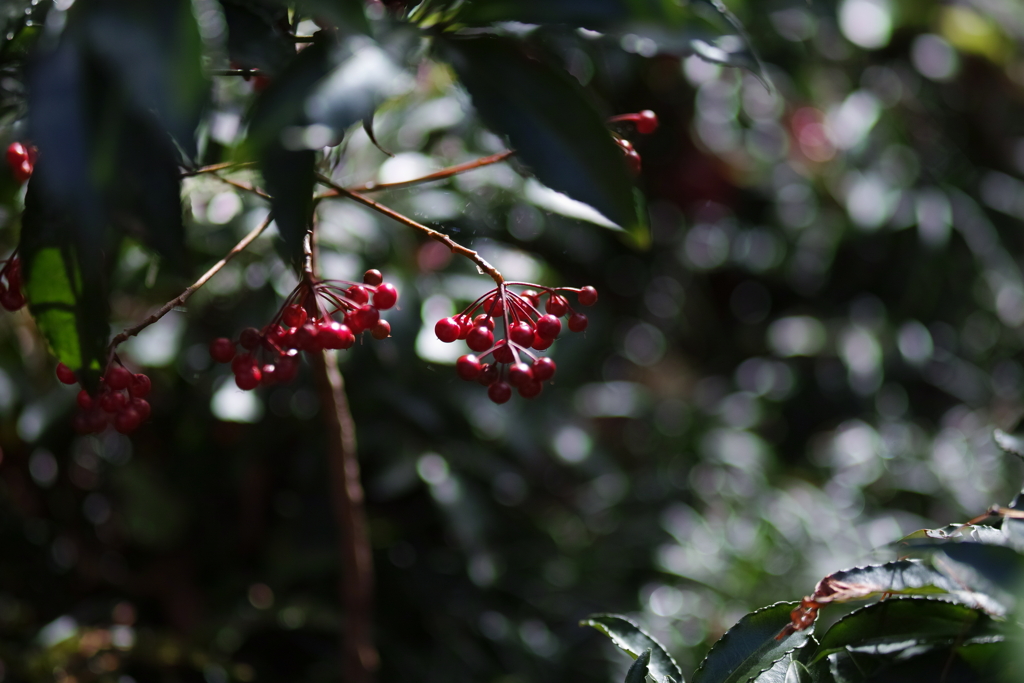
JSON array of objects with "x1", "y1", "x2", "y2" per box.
[
  {"x1": 108, "y1": 213, "x2": 274, "y2": 350},
  {"x1": 331, "y1": 150, "x2": 515, "y2": 195},
  {"x1": 180, "y1": 161, "x2": 255, "y2": 177},
  {"x1": 314, "y1": 173, "x2": 504, "y2": 285},
  {"x1": 311, "y1": 326, "x2": 379, "y2": 683}
]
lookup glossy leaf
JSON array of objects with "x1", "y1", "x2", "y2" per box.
[
  {"x1": 692, "y1": 602, "x2": 810, "y2": 683},
  {"x1": 441, "y1": 36, "x2": 648, "y2": 245},
  {"x1": 898, "y1": 524, "x2": 1007, "y2": 547},
  {"x1": 625, "y1": 648, "x2": 652, "y2": 683},
  {"x1": 825, "y1": 639, "x2": 1007, "y2": 683},
  {"x1": 581, "y1": 614, "x2": 683, "y2": 683},
  {"x1": 292, "y1": 0, "x2": 369, "y2": 34},
  {"x1": 220, "y1": 0, "x2": 295, "y2": 74},
  {"x1": 260, "y1": 145, "x2": 316, "y2": 267},
  {"x1": 1003, "y1": 489, "x2": 1024, "y2": 553},
  {"x1": 994, "y1": 429, "x2": 1024, "y2": 460}
]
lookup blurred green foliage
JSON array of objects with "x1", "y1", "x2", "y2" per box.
[{"x1": 1, "y1": 0, "x2": 1024, "y2": 682}]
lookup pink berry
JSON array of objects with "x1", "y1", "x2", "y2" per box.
[
  {"x1": 568, "y1": 313, "x2": 588, "y2": 332},
  {"x1": 456, "y1": 354, "x2": 482, "y2": 381},
  {"x1": 466, "y1": 326, "x2": 494, "y2": 352},
  {"x1": 578, "y1": 286, "x2": 598, "y2": 306},
  {"x1": 106, "y1": 366, "x2": 132, "y2": 390},
  {"x1": 536, "y1": 314, "x2": 561, "y2": 339},
  {"x1": 532, "y1": 357, "x2": 556, "y2": 381},
  {"x1": 372, "y1": 283, "x2": 398, "y2": 310},
  {"x1": 435, "y1": 317, "x2": 461, "y2": 343},
  {"x1": 210, "y1": 338, "x2": 236, "y2": 363},
  {"x1": 545, "y1": 295, "x2": 568, "y2": 317},
  {"x1": 488, "y1": 382, "x2": 512, "y2": 404},
  {"x1": 56, "y1": 362, "x2": 77, "y2": 385}
]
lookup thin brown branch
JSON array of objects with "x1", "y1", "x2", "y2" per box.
[
  {"x1": 108, "y1": 213, "x2": 274, "y2": 350},
  {"x1": 321, "y1": 150, "x2": 515, "y2": 196},
  {"x1": 311, "y1": 348, "x2": 378, "y2": 683},
  {"x1": 314, "y1": 173, "x2": 504, "y2": 284},
  {"x1": 180, "y1": 161, "x2": 255, "y2": 178},
  {"x1": 211, "y1": 173, "x2": 272, "y2": 200}
]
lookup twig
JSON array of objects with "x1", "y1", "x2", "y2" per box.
[
  {"x1": 211, "y1": 173, "x2": 272, "y2": 200},
  {"x1": 311, "y1": 325, "x2": 378, "y2": 683},
  {"x1": 180, "y1": 161, "x2": 255, "y2": 177},
  {"x1": 320, "y1": 150, "x2": 514, "y2": 196},
  {"x1": 314, "y1": 173, "x2": 504, "y2": 285},
  {"x1": 108, "y1": 213, "x2": 274, "y2": 350}
]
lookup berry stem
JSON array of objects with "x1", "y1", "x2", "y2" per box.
[
  {"x1": 108, "y1": 212, "x2": 275, "y2": 352},
  {"x1": 329, "y1": 150, "x2": 514, "y2": 195},
  {"x1": 315, "y1": 173, "x2": 505, "y2": 285},
  {"x1": 310, "y1": 348, "x2": 379, "y2": 682},
  {"x1": 209, "y1": 172, "x2": 272, "y2": 200},
  {"x1": 179, "y1": 161, "x2": 256, "y2": 177}
]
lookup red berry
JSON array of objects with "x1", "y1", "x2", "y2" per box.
[
  {"x1": 637, "y1": 109, "x2": 659, "y2": 134},
  {"x1": 239, "y1": 327, "x2": 262, "y2": 350},
  {"x1": 129, "y1": 373, "x2": 152, "y2": 398},
  {"x1": 231, "y1": 353, "x2": 255, "y2": 375},
  {"x1": 6, "y1": 142, "x2": 33, "y2": 183},
  {"x1": 235, "y1": 364, "x2": 262, "y2": 390},
  {"x1": 56, "y1": 362, "x2": 77, "y2": 385},
  {"x1": 616, "y1": 137, "x2": 635, "y2": 153},
  {"x1": 473, "y1": 314, "x2": 495, "y2": 331},
  {"x1": 578, "y1": 286, "x2": 598, "y2": 306},
  {"x1": 294, "y1": 322, "x2": 321, "y2": 351},
  {"x1": 77, "y1": 390, "x2": 93, "y2": 410},
  {"x1": 492, "y1": 340, "x2": 514, "y2": 364},
  {"x1": 282, "y1": 304, "x2": 307, "y2": 328},
  {"x1": 568, "y1": 312, "x2": 588, "y2": 332},
  {"x1": 521, "y1": 290, "x2": 540, "y2": 308},
  {"x1": 532, "y1": 357, "x2": 556, "y2": 381},
  {"x1": 320, "y1": 321, "x2": 354, "y2": 349},
  {"x1": 73, "y1": 413, "x2": 91, "y2": 434},
  {"x1": 363, "y1": 269, "x2": 383, "y2": 286},
  {"x1": 105, "y1": 366, "x2": 132, "y2": 390},
  {"x1": 435, "y1": 317, "x2": 461, "y2": 343},
  {"x1": 545, "y1": 295, "x2": 568, "y2": 317},
  {"x1": 456, "y1": 314, "x2": 473, "y2": 339},
  {"x1": 488, "y1": 382, "x2": 512, "y2": 404},
  {"x1": 347, "y1": 285, "x2": 370, "y2": 305},
  {"x1": 518, "y1": 379, "x2": 542, "y2": 399},
  {"x1": 456, "y1": 354, "x2": 482, "y2": 381},
  {"x1": 114, "y1": 407, "x2": 142, "y2": 434},
  {"x1": 372, "y1": 283, "x2": 398, "y2": 310},
  {"x1": 210, "y1": 338, "x2": 236, "y2": 363},
  {"x1": 625, "y1": 150, "x2": 642, "y2": 174},
  {"x1": 253, "y1": 74, "x2": 271, "y2": 92},
  {"x1": 483, "y1": 295, "x2": 504, "y2": 317},
  {"x1": 532, "y1": 333, "x2": 553, "y2": 351},
  {"x1": 466, "y1": 326, "x2": 494, "y2": 352},
  {"x1": 0, "y1": 287, "x2": 25, "y2": 310},
  {"x1": 509, "y1": 321, "x2": 535, "y2": 347},
  {"x1": 100, "y1": 391, "x2": 128, "y2": 413},
  {"x1": 5, "y1": 259, "x2": 21, "y2": 290},
  {"x1": 536, "y1": 314, "x2": 562, "y2": 339},
  {"x1": 478, "y1": 363, "x2": 499, "y2": 386},
  {"x1": 371, "y1": 320, "x2": 391, "y2": 340},
  {"x1": 508, "y1": 362, "x2": 533, "y2": 387},
  {"x1": 275, "y1": 355, "x2": 300, "y2": 383},
  {"x1": 85, "y1": 410, "x2": 108, "y2": 433},
  {"x1": 130, "y1": 398, "x2": 151, "y2": 420},
  {"x1": 353, "y1": 304, "x2": 379, "y2": 331}
]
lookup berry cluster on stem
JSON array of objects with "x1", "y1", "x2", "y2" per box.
[
  {"x1": 210, "y1": 269, "x2": 398, "y2": 390},
  {"x1": 435, "y1": 283, "x2": 597, "y2": 404},
  {"x1": 6, "y1": 141, "x2": 36, "y2": 184},
  {"x1": 607, "y1": 110, "x2": 659, "y2": 174},
  {"x1": 57, "y1": 361, "x2": 152, "y2": 434},
  {"x1": 0, "y1": 254, "x2": 25, "y2": 311}
]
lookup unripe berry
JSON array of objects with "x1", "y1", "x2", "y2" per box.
[
  {"x1": 282, "y1": 304, "x2": 307, "y2": 328},
  {"x1": 372, "y1": 283, "x2": 398, "y2": 310},
  {"x1": 456, "y1": 354, "x2": 482, "y2": 381},
  {"x1": 545, "y1": 295, "x2": 568, "y2": 317},
  {"x1": 466, "y1": 326, "x2": 494, "y2": 352},
  {"x1": 510, "y1": 321, "x2": 535, "y2": 347},
  {"x1": 532, "y1": 333, "x2": 553, "y2": 351},
  {"x1": 210, "y1": 338, "x2": 236, "y2": 363},
  {"x1": 56, "y1": 362, "x2": 77, "y2": 385},
  {"x1": 114, "y1": 407, "x2": 142, "y2": 434},
  {"x1": 371, "y1": 320, "x2": 391, "y2": 339},
  {"x1": 636, "y1": 109, "x2": 659, "y2": 134},
  {"x1": 435, "y1": 317, "x2": 461, "y2": 343},
  {"x1": 578, "y1": 286, "x2": 598, "y2": 306},
  {"x1": 353, "y1": 304, "x2": 379, "y2": 331},
  {"x1": 492, "y1": 340, "x2": 514, "y2": 364},
  {"x1": 239, "y1": 327, "x2": 262, "y2": 350},
  {"x1": 77, "y1": 390, "x2": 94, "y2": 410},
  {"x1": 347, "y1": 285, "x2": 370, "y2": 305},
  {"x1": 518, "y1": 379, "x2": 542, "y2": 399},
  {"x1": 363, "y1": 269, "x2": 383, "y2": 286},
  {"x1": 568, "y1": 312, "x2": 588, "y2": 332},
  {"x1": 478, "y1": 363, "x2": 499, "y2": 386},
  {"x1": 536, "y1": 314, "x2": 561, "y2": 339},
  {"x1": 106, "y1": 366, "x2": 132, "y2": 390},
  {"x1": 100, "y1": 391, "x2": 128, "y2": 413},
  {"x1": 508, "y1": 362, "x2": 533, "y2": 387},
  {"x1": 532, "y1": 357, "x2": 556, "y2": 381},
  {"x1": 488, "y1": 381, "x2": 512, "y2": 404},
  {"x1": 129, "y1": 373, "x2": 152, "y2": 398}
]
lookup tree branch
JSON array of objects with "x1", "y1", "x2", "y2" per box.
[
  {"x1": 108, "y1": 213, "x2": 274, "y2": 350},
  {"x1": 324, "y1": 150, "x2": 515, "y2": 195},
  {"x1": 180, "y1": 161, "x2": 255, "y2": 178},
  {"x1": 314, "y1": 173, "x2": 504, "y2": 285}
]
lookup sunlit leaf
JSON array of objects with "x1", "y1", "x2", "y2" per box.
[
  {"x1": 625, "y1": 648, "x2": 652, "y2": 683},
  {"x1": 581, "y1": 614, "x2": 683, "y2": 683},
  {"x1": 692, "y1": 602, "x2": 809, "y2": 683}
]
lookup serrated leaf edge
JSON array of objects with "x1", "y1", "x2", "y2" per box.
[
  {"x1": 691, "y1": 601, "x2": 803, "y2": 683},
  {"x1": 580, "y1": 613, "x2": 683, "y2": 683}
]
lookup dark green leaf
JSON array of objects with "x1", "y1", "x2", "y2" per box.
[
  {"x1": 898, "y1": 524, "x2": 1007, "y2": 546},
  {"x1": 581, "y1": 614, "x2": 683, "y2": 683},
  {"x1": 260, "y1": 145, "x2": 315, "y2": 268},
  {"x1": 440, "y1": 36, "x2": 648, "y2": 245},
  {"x1": 455, "y1": 0, "x2": 631, "y2": 25},
  {"x1": 220, "y1": 0, "x2": 295, "y2": 73},
  {"x1": 994, "y1": 429, "x2": 1024, "y2": 460},
  {"x1": 811, "y1": 598, "x2": 996, "y2": 663},
  {"x1": 692, "y1": 601, "x2": 810, "y2": 683},
  {"x1": 825, "y1": 639, "x2": 1007, "y2": 683},
  {"x1": 1002, "y1": 490, "x2": 1024, "y2": 553},
  {"x1": 625, "y1": 648, "x2": 652, "y2": 683},
  {"x1": 292, "y1": 0, "x2": 370, "y2": 34}
]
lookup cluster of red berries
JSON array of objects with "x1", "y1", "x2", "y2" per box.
[
  {"x1": 0, "y1": 255, "x2": 25, "y2": 311},
  {"x1": 6, "y1": 141, "x2": 36, "y2": 184},
  {"x1": 209, "y1": 269, "x2": 398, "y2": 390},
  {"x1": 434, "y1": 283, "x2": 597, "y2": 404},
  {"x1": 57, "y1": 362, "x2": 152, "y2": 435},
  {"x1": 608, "y1": 110, "x2": 658, "y2": 174}
]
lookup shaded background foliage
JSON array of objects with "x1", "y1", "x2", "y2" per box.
[{"x1": 1, "y1": 0, "x2": 1024, "y2": 681}]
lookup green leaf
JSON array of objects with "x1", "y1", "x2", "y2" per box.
[
  {"x1": 825, "y1": 639, "x2": 1007, "y2": 683},
  {"x1": 260, "y1": 145, "x2": 315, "y2": 267},
  {"x1": 811, "y1": 598, "x2": 996, "y2": 664},
  {"x1": 581, "y1": 614, "x2": 683, "y2": 683},
  {"x1": 440, "y1": 36, "x2": 648, "y2": 246},
  {"x1": 1002, "y1": 490, "x2": 1024, "y2": 553},
  {"x1": 625, "y1": 649, "x2": 652, "y2": 683},
  {"x1": 220, "y1": 0, "x2": 295, "y2": 74},
  {"x1": 994, "y1": 428, "x2": 1024, "y2": 460},
  {"x1": 292, "y1": 0, "x2": 370, "y2": 34},
  {"x1": 899, "y1": 524, "x2": 1007, "y2": 546},
  {"x1": 692, "y1": 602, "x2": 810, "y2": 683}
]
